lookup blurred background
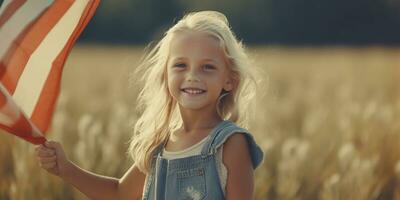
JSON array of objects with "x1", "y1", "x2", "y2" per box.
[
  {"x1": 79, "y1": 0, "x2": 400, "y2": 45},
  {"x1": 1, "y1": 0, "x2": 400, "y2": 199}
]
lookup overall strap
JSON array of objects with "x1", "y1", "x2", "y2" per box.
[
  {"x1": 152, "y1": 132, "x2": 171, "y2": 159},
  {"x1": 144, "y1": 137, "x2": 170, "y2": 200},
  {"x1": 201, "y1": 120, "x2": 265, "y2": 169},
  {"x1": 200, "y1": 120, "x2": 236, "y2": 156}
]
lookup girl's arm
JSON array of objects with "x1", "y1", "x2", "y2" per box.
[
  {"x1": 35, "y1": 141, "x2": 145, "y2": 200},
  {"x1": 118, "y1": 163, "x2": 146, "y2": 200},
  {"x1": 62, "y1": 160, "x2": 120, "y2": 199},
  {"x1": 223, "y1": 133, "x2": 254, "y2": 200}
]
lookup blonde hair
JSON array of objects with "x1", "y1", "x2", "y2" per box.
[{"x1": 128, "y1": 11, "x2": 260, "y2": 174}]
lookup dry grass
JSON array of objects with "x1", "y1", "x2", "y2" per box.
[{"x1": 0, "y1": 45, "x2": 399, "y2": 200}]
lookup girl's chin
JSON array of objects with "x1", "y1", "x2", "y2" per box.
[{"x1": 179, "y1": 103, "x2": 206, "y2": 110}]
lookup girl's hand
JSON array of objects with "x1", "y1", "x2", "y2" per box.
[{"x1": 35, "y1": 140, "x2": 71, "y2": 177}]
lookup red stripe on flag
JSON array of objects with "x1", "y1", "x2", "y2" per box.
[
  {"x1": 0, "y1": 0, "x2": 27, "y2": 28},
  {"x1": 31, "y1": 0, "x2": 101, "y2": 133},
  {"x1": 0, "y1": 113, "x2": 46, "y2": 144},
  {"x1": 0, "y1": 83, "x2": 46, "y2": 144},
  {"x1": 0, "y1": 0, "x2": 74, "y2": 94},
  {"x1": 0, "y1": 0, "x2": 100, "y2": 144},
  {"x1": 31, "y1": 61, "x2": 61, "y2": 133},
  {"x1": 0, "y1": 25, "x2": 32, "y2": 94},
  {"x1": 0, "y1": 91, "x2": 6, "y2": 107}
]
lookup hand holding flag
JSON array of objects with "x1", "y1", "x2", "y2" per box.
[{"x1": 36, "y1": 140, "x2": 69, "y2": 177}]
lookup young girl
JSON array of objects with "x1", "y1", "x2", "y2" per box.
[{"x1": 36, "y1": 11, "x2": 264, "y2": 200}]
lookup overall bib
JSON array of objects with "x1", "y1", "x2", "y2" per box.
[{"x1": 142, "y1": 120, "x2": 265, "y2": 200}]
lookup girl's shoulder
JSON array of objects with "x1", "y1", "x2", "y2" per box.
[{"x1": 212, "y1": 121, "x2": 265, "y2": 169}]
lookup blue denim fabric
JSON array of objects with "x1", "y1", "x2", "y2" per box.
[{"x1": 142, "y1": 120, "x2": 265, "y2": 200}]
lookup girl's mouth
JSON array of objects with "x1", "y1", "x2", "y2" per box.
[{"x1": 181, "y1": 88, "x2": 206, "y2": 95}]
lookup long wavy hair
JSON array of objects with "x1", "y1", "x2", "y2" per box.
[{"x1": 128, "y1": 11, "x2": 261, "y2": 174}]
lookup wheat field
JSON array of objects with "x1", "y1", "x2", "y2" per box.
[{"x1": 0, "y1": 45, "x2": 399, "y2": 200}]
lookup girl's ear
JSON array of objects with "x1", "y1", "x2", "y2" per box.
[{"x1": 223, "y1": 79, "x2": 233, "y2": 91}]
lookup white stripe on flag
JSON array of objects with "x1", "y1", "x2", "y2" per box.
[
  {"x1": 0, "y1": 83, "x2": 20, "y2": 126},
  {"x1": 13, "y1": 0, "x2": 89, "y2": 117},
  {"x1": 0, "y1": 0, "x2": 53, "y2": 60},
  {"x1": 29, "y1": 115, "x2": 43, "y2": 137},
  {"x1": 0, "y1": 83, "x2": 43, "y2": 137}
]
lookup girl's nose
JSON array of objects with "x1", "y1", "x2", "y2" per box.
[
  {"x1": 187, "y1": 74, "x2": 200, "y2": 82},
  {"x1": 186, "y1": 67, "x2": 200, "y2": 82}
]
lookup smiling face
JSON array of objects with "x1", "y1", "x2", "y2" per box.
[{"x1": 166, "y1": 31, "x2": 233, "y2": 112}]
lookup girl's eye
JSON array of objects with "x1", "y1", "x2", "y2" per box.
[
  {"x1": 174, "y1": 63, "x2": 186, "y2": 68},
  {"x1": 203, "y1": 64, "x2": 216, "y2": 70}
]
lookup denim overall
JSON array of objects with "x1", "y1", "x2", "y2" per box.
[{"x1": 141, "y1": 120, "x2": 265, "y2": 200}]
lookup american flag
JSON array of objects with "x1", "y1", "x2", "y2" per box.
[{"x1": 0, "y1": 0, "x2": 100, "y2": 144}]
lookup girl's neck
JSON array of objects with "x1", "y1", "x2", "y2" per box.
[{"x1": 178, "y1": 106, "x2": 223, "y2": 133}]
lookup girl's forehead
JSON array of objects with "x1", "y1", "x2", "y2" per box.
[{"x1": 168, "y1": 31, "x2": 226, "y2": 62}]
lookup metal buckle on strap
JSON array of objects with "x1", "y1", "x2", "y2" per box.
[
  {"x1": 201, "y1": 148, "x2": 215, "y2": 158},
  {"x1": 206, "y1": 147, "x2": 216, "y2": 156}
]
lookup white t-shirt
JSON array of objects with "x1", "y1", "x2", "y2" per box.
[{"x1": 161, "y1": 135, "x2": 228, "y2": 196}]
